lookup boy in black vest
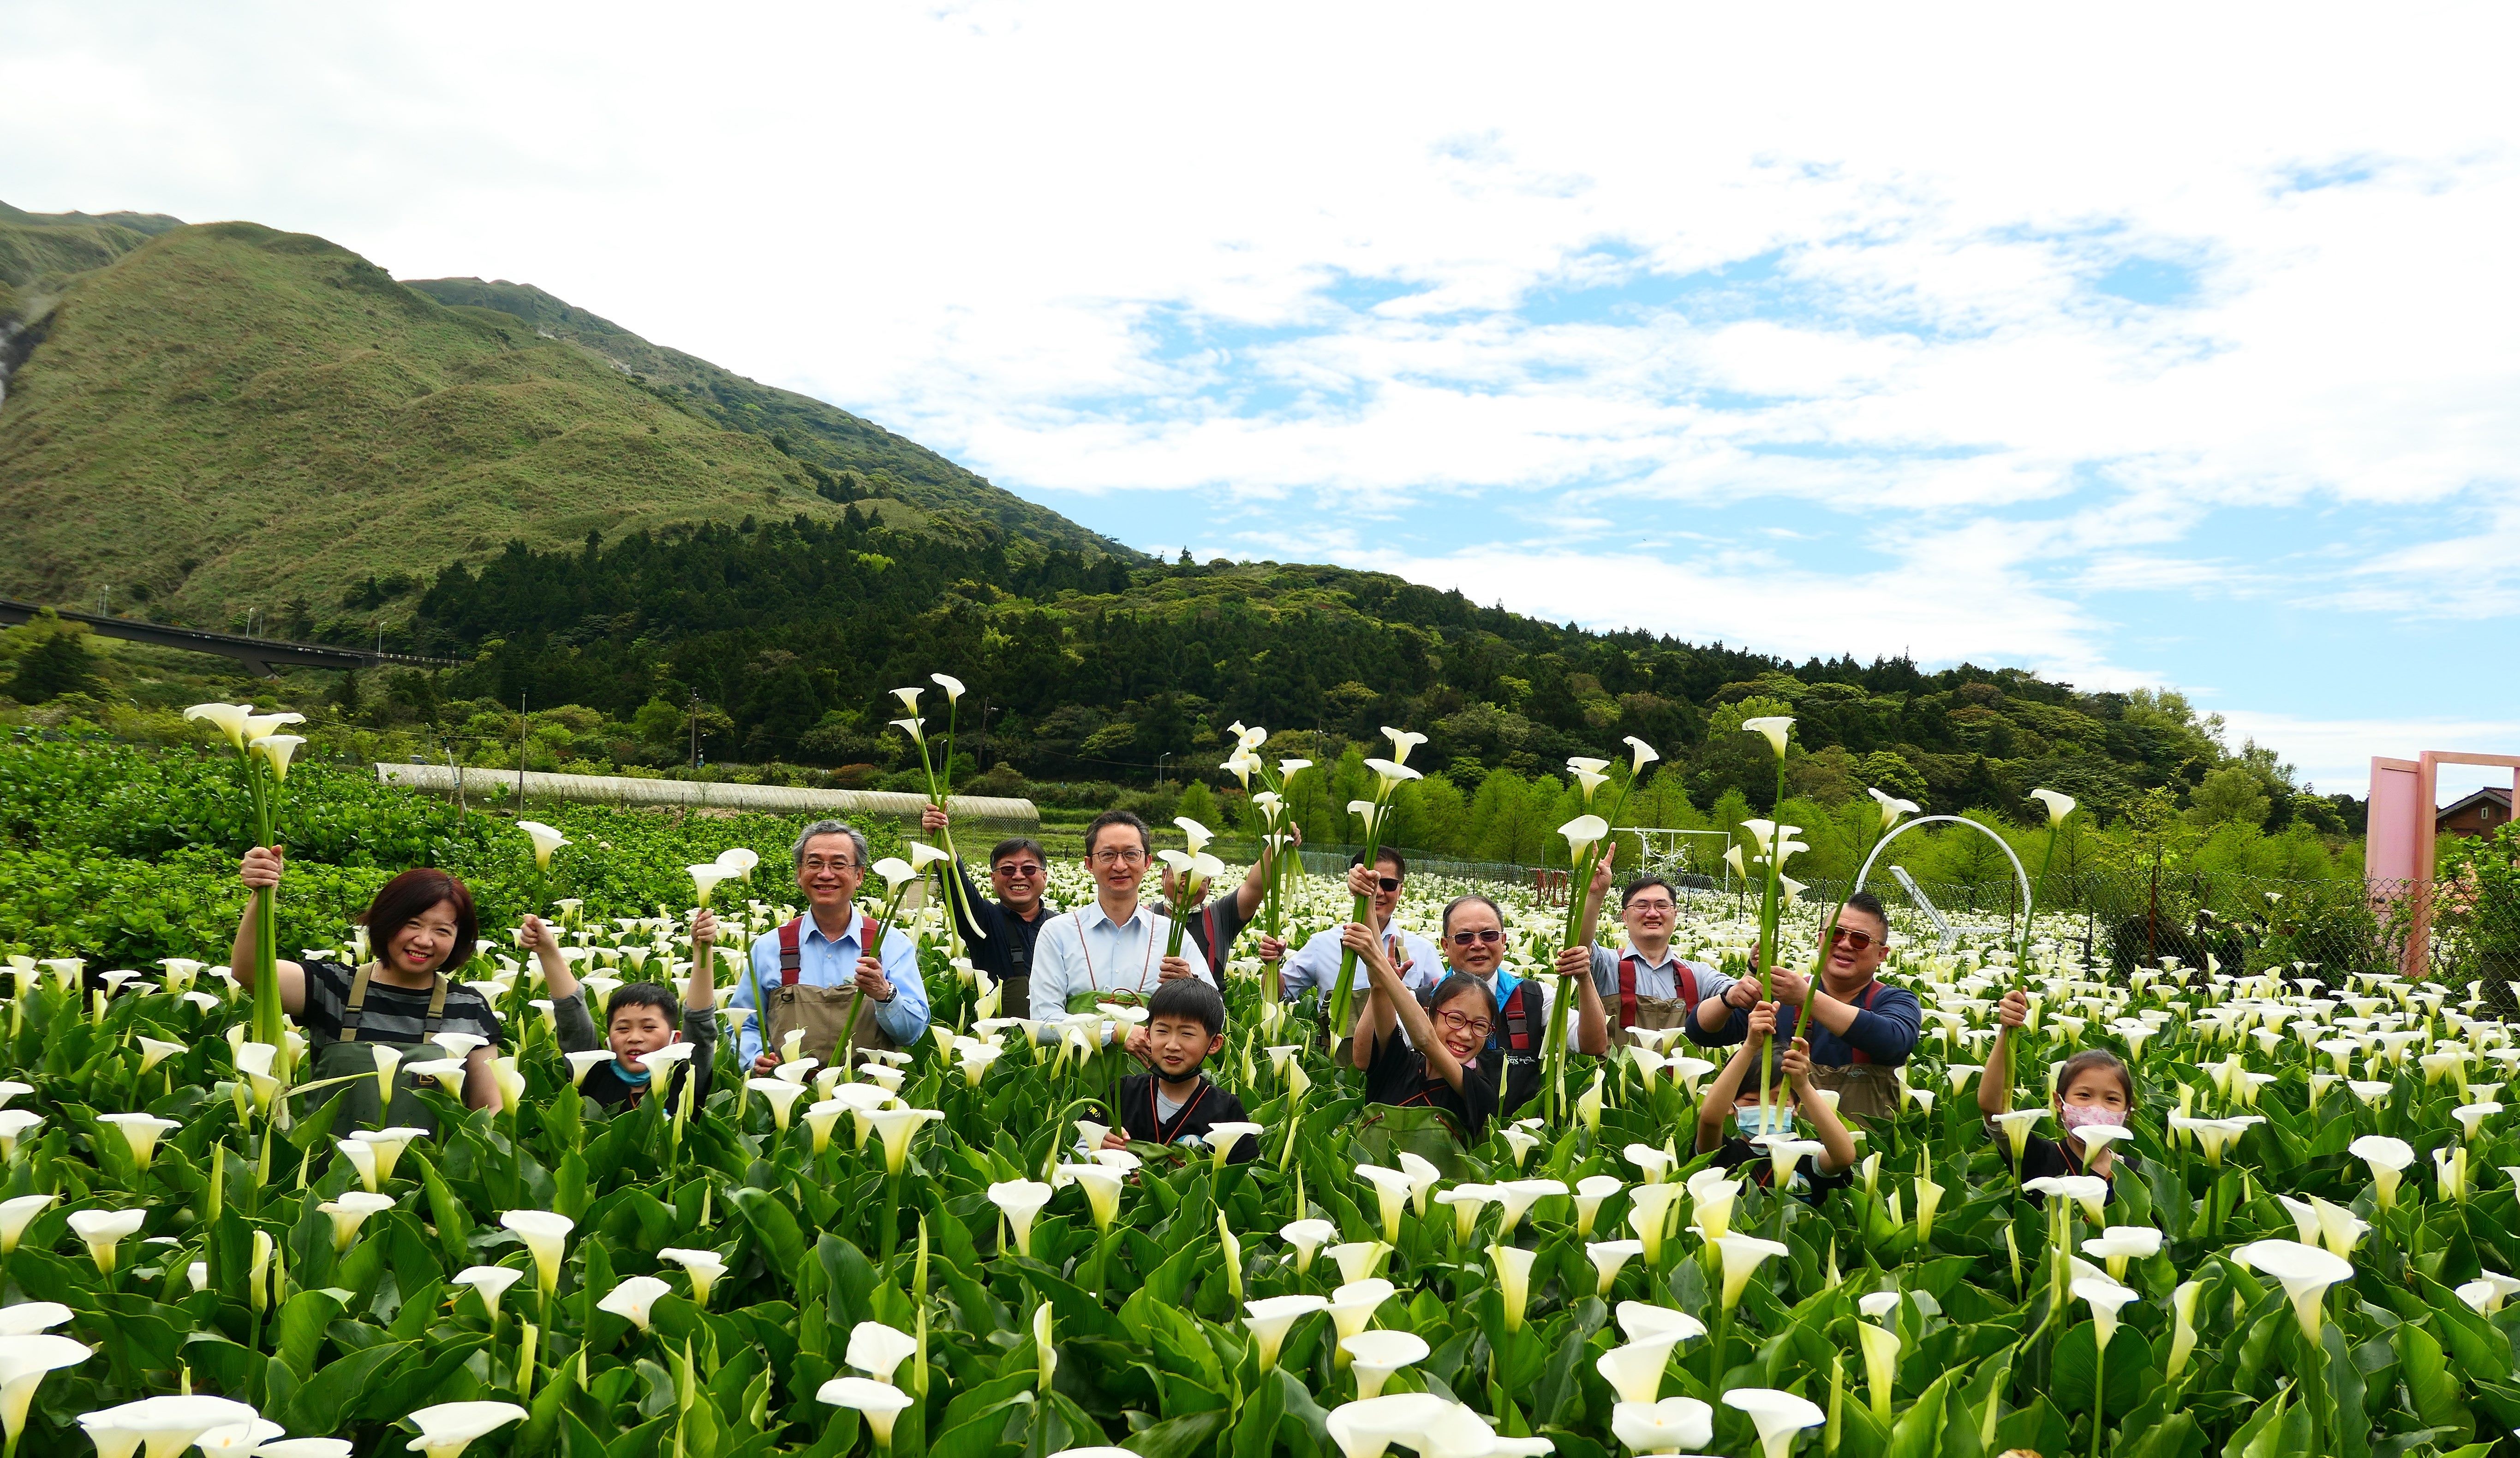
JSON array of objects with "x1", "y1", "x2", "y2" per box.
[{"x1": 1101, "y1": 978, "x2": 1259, "y2": 1163}]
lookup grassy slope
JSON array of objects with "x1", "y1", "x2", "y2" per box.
[
  {"x1": 0, "y1": 220, "x2": 955, "y2": 619},
  {"x1": 0, "y1": 202, "x2": 184, "y2": 322},
  {"x1": 403, "y1": 277, "x2": 1132, "y2": 560}
]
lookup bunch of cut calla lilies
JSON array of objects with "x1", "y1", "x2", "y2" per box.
[{"x1": 3, "y1": 717, "x2": 2514, "y2": 1457}]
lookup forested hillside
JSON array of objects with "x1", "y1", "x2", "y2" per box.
[
  {"x1": 369, "y1": 513, "x2": 2350, "y2": 842},
  {"x1": 401, "y1": 277, "x2": 1128, "y2": 559}
]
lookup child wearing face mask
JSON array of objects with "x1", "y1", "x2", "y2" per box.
[
  {"x1": 1980, "y1": 987, "x2": 2136, "y2": 1202},
  {"x1": 1694, "y1": 1001, "x2": 1859, "y2": 1202}
]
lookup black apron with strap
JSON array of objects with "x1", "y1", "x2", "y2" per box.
[{"x1": 306, "y1": 963, "x2": 452, "y2": 1133}]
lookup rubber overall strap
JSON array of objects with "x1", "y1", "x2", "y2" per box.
[
  {"x1": 1504, "y1": 982, "x2": 1534, "y2": 1052},
  {"x1": 778, "y1": 917, "x2": 804, "y2": 986},
  {"x1": 338, "y1": 963, "x2": 449, "y2": 1041},
  {"x1": 1617, "y1": 956, "x2": 1638, "y2": 1030},
  {"x1": 1845, "y1": 982, "x2": 1883, "y2": 1065}
]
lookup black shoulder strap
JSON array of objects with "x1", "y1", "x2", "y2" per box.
[
  {"x1": 340, "y1": 964, "x2": 451, "y2": 1041},
  {"x1": 339, "y1": 962, "x2": 371, "y2": 1043}
]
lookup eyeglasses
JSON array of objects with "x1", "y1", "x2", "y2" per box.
[
  {"x1": 993, "y1": 862, "x2": 1045, "y2": 878},
  {"x1": 1372, "y1": 876, "x2": 1401, "y2": 893},
  {"x1": 1434, "y1": 1009, "x2": 1494, "y2": 1038},
  {"x1": 800, "y1": 857, "x2": 861, "y2": 872},
  {"x1": 1827, "y1": 927, "x2": 1878, "y2": 951},
  {"x1": 1089, "y1": 848, "x2": 1146, "y2": 867},
  {"x1": 1625, "y1": 899, "x2": 1675, "y2": 913},
  {"x1": 1448, "y1": 928, "x2": 1504, "y2": 947}
]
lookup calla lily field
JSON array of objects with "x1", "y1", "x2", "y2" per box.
[{"x1": 0, "y1": 708, "x2": 2513, "y2": 1458}]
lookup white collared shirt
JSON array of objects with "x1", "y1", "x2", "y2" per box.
[
  {"x1": 1028, "y1": 898, "x2": 1214, "y2": 1026},
  {"x1": 1278, "y1": 922, "x2": 1442, "y2": 1001}
]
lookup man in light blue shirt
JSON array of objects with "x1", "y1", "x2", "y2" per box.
[
  {"x1": 1280, "y1": 848, "x2": 1439, "y2": 1004},
  {"x1": 734, "y1": 819, "x2": 930, "y2": 1071},
  {"x1": 1030, "y1": 809, "x2": 1210, "y2": 1039}
]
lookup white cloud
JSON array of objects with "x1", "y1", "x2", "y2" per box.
[
  {"x1": 2213, "y1": 710, "x2": 2520, "y2": 799},
  {"x1": 6, "y1": 0, "x2": 2519, "y2": 763}
]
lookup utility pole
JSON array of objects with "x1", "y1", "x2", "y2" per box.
[
  {"x1": 977, "y1": 699, "x2": 991, "y2": 770},
  {"x1": 688, "y1": 690, "x2": 702, "y2": 770},
  {"x1": 517, "y1": 691, "x2": 528, "y2": 811}
]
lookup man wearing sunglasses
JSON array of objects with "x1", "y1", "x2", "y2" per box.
[
  {"x1": 1278, "y1": 848, "x2": 1440, "y2": 1009},
  {"x1": 1691, "y1": 890, "x2": 1921, "y2": 1122},
  {"x1": 922, "y1": 804, "x2": 1056, "y2": 1022}
]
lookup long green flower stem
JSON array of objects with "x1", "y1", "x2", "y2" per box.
[
  {"x1": 2013, "y1": 823, "x2": 2064, "y2": 1106},
  {"x1": 1326, "y1": 799, "x2": 1395, "y2": 1042},
  {"x1": 1540, "y1": 827, "x2": 1601, "y2": 1123},
  {"x1": 1756, "y1": 752, "x2": 1785, "y2": 1132},
  {"x1": 2090, "y1": 1326, "x2": 2108, "y2": 1458},
  {"x1": 247, "y1": 753, "x2": 284, "y2": 1050}
]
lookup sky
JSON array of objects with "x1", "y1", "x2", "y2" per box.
[{"x1": 6, "y1": 1, "x2": 2518, "y2": 799}]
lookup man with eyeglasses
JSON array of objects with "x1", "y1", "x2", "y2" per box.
[
  {"x1": 1278, "y1": 848, "x2": 1439, "y2": 1009},
  {"x1": 1028, "y1": 808, "x2": 1212, "y2": 1034},
  {"x1": 1568, "y1": 860, "x2": 1743, "y2": 1046},
  {"x1": 733, "y1": 820, "x2": 931, "y2": 1076},
  {"x1": 1691, "y1": 890, "x2": 1921, "y2": 1121},
  {"x1": 922, "y1": 804, "x2": 1055, "y2": 1021}
]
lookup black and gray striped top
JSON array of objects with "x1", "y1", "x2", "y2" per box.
[{"x1": 302, "y1": 960, "x2": 505, "y2": 1050}]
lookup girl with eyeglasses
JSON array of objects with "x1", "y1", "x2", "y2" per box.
[
  {"x1": 1427, "y1": 890, "x2": 1610, "y2": 1119},
  {"x1": 1340, "y1": 913, "x2": 1503, "y2": 1147}
]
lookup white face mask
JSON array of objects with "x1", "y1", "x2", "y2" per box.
[{"x1": 1735, "y1": 1105, "x2": 1794, "y2": 1139}]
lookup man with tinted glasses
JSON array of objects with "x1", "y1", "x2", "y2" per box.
[
  {"x1": 922, "y1": 805, "x2": 1056, "y2": 1020},
  {"x1": 1278, "y1": 848, "x2": 1439, "y2": 1006},
  {"x1": 1690, "y1": 890, "x2": 1920, "y2": 1121}
]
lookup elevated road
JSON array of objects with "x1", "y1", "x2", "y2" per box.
[{"x1": 0, "y1": 598, "x2": 459, "y2": 678}]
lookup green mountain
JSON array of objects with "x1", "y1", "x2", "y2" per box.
[
  {"x1": 0, "y1": 205, "x2": 1130, "y2": 625},
  {"x1": 400, "y1": 277, "x2": 1119, "y2": 557}
]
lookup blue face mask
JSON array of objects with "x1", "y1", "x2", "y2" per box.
[
  {"x1": 1736, "y1": 1105, "x2": 1793, "y2": 1139},
  {"x1": 613, "y1": 1059, "x2": 652, "y2": 1086}
]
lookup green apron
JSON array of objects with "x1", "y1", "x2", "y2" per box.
[
  {"x1": 304, "y1": 964, "x2": 453, "y2": 1134},
  {"x1": 1066, "y1": 988, "x2": 1146, "y2": 1014},
  {"x1": 1352, "y1": 1103, "x2": 1473, "y2": 1180}
]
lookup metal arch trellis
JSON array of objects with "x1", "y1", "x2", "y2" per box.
[
  {"x1": 1621, "y1": 826, "x2": 1733, "y2": 878},
  {"x1": 1851, "y1": 814, "x2": 2035, "y2": 946}
]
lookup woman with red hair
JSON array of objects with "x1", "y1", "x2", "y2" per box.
[{"x1": 233, "y1": 848, "x2": 505, "y2": 1126}]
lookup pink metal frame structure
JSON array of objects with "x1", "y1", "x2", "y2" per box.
[{"x1": 2368, "y1": 752, "x2": 2520, "y2": 977}]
